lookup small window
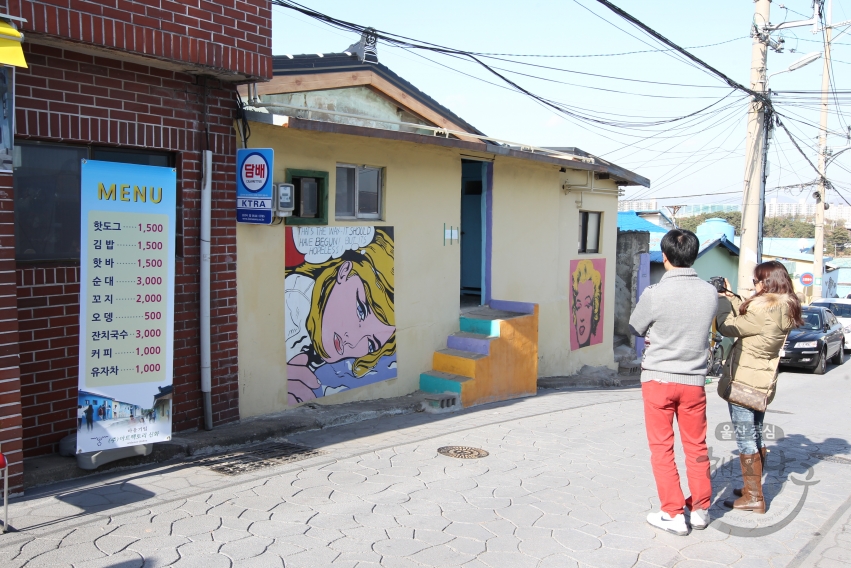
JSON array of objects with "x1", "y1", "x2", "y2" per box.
[
  {"x1": 295, "y1": 177, "x2": 319, "y2": 218},
  {"x1": 285, "y1": 169, "x2": 329, "y2": 226},
  {"x1": 579, "y1": 211, "x2": 602, "y2": 254},
  {"x1": 335, "y1": 165, "x2": 383, "y2": 220}
]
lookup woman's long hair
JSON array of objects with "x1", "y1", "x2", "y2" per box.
[{"x1": 740, "y1": 260, "x2": 804, "y2": 326}]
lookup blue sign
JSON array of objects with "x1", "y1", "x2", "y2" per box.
[
  {"x1": 236, "y1": 148, "x2": 274, "y2": 224},
  {"x1": 800, "y1": 272, "x2": 815, "y2": 286}
]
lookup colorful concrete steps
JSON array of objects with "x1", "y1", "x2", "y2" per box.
[
  {"x1": 419, "y1": 299, "x2": 539, "y2": 409},
  {"x1": 446, "y1": 331, "x2": 495, "y2": 355},
  {"x1": 433, "y1": 348, "x2": 487, "y2": 377},
  {"x1": 419, "y1": 370, "x2": 472, "y2": 397}
]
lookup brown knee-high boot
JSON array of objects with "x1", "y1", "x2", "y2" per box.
[
  {"x1": 724, "y1": 453, "x2": 766, "y2": 514},
  {"x1": 733, "y1": 447, "x2": 767, "y2": 497}
]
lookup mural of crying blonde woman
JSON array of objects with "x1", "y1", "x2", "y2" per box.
[
  {"x1": 285, "y1": 227, "x2": 396, "y2": 405},
  {"x1": 570, "y1": 258, "x2": 605, "y2": 350}
]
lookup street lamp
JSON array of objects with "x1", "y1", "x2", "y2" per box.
[{"x1": 766, "y1": 52, "x2": 822, "y2": 84}]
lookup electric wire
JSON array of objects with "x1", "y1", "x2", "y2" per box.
[{"x1": 470, "y1": 36, "x2": 748, "y2": 58}]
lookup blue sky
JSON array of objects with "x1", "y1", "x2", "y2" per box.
[{"x1": 270, "y1": 1, "x2": 851, "y2": 207}]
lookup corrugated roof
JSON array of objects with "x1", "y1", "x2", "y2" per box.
[
  {"x1": 697, "y1": 235, "x2": 739, "y2": 259},
  {"x1": 617, "y1": 211, "x2": 668, "y2": 234}
]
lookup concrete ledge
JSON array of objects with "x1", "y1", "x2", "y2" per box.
[
  {"x1": 23, "y1": 393, "x2": 428, "y2": 491},
  {"x1": 538, "y1": 375, "x2": 642, "y2": 390}
]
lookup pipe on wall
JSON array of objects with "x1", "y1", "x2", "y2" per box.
[{"x1": 200, "y1": 150, "x2": 213, "y2": 431}]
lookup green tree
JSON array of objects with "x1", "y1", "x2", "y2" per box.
[
  {"x1": 762, "y1": 216, "x2": 814, "y2": 238},
  {"x1": 826, "y1": 219, "x2": 850, "y2": 256}
]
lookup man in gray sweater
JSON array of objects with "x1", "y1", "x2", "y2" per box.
[{"x1": 629, "y1": 229, "x2": 718, "y2": 536}]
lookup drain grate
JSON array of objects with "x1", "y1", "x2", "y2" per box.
[
  {"x1": 810, "y1": 453, "x2": 851, "y2": 465},
  {"x1": 437, "y1": 446, "x2": 489, "y2": 459},
  {"x1": 196, "y1": 442, "x2": 324, "y2": 475}
]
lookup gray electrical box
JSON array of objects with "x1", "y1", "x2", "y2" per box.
[{"x1": 276, "y1": 183, "x2": 295, "y2": 217}]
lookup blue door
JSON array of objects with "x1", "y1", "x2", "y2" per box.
[{"x1": 460, "y1": 161, "x2": 484, "y2": 298}]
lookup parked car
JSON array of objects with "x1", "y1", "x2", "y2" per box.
[
  {"x1": 810, "y1": 299, "x2": 851, "y2": 351},
  {"x1": 780, "y1": 306, "x2": 845, "y2": 374}
]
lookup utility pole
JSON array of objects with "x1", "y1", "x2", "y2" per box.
[
  {"x1": 666, "y1": 204, "x2": 684, "y2": 228},
  {"x1": 814, "y1": 0, "x2": 833, "y2": 299},
  {"x1": 737, "y1": 1, "x2": 822, "y2": 295},
  {"x1": 737, "y1": 0, "x2": 771, "y2": 296}
]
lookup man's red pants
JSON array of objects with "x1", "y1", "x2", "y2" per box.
[{"x1": 641, "y1": 380, "x2": 712, "y2": 516}]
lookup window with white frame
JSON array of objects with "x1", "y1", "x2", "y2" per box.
[
  {"x1": 335, "y1": 165, "x2": 383, "y2": 219},
  {"x1": 578, "y1": 211, "x2": 602, "y2": 254}
]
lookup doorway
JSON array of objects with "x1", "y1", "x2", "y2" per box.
[{"x1": 460, "y1": 160, "x2": 486, "y2": 306}]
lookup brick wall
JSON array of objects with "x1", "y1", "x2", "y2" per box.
[
  {"x1": 0, "y1": 173, "x2": 23, "y2": 493},
  {"x1": 11, "y1": 0, "x2": 272, "y2": 80},
  {"x1": 15, "y1": 41, "x2": 241, "y2": 456}
]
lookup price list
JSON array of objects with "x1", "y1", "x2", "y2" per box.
[{"x1": 84, "y1": 211, "x2": 170, "y2": 388}]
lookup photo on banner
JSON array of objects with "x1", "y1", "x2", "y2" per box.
[
  {"x1": 77, "y1": 160, "x2": 177, "y2": 453},
  {"x1": 570, "y1": 258, "x2": 606, "y2": 350},
  {"x1": 285, "y1": 226, "x2": 396, "y2": 405}
]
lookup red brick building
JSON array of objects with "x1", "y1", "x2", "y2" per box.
[{"x1": 0, "y1": 0, "x2": 272, "y2": 493}]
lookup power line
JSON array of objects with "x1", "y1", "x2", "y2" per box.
[
  {"x1": 470, "y1": 36, "x2": 749, "y2": 58},
  {"x1": 272, "y1": 0, "x2": 748, "y2": 135},
  {"x1": 588, "y1": 0, "x2": 763, "y2": 100}
]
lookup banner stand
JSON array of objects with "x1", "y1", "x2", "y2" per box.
[{"x1": 0, "y1": 443, "x2": 8, "y2": 534}]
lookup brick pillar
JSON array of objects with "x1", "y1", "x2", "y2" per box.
[{"x1": 0, "y1": 173, "x2": 23, "y2": 494}]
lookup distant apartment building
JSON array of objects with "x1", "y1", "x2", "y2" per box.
[
  {"x1": 765, "y1": 199, "x2": 851, "y2": 223},
  {"x1": 618, "y1": 200, "x2": 740, "y2": 218},
  {"x1": 619, "y1": 198, "x2": 851, "y2": 223}
]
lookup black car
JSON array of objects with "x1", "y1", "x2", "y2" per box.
[{"x1": 780, "y1": 306, "x2": 845, "y2": 374}]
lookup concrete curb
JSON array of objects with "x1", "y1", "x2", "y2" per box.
[
  {"x1": 23, "y1": 393, "x2": 428, "y2": 490},
  {"x1": 538, "y1": 375, "x2": 642, "y2": 389}
]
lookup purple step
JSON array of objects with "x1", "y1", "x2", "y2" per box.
[{"x1": 447, "y1": 331, "x2": 493, "y2": 355}]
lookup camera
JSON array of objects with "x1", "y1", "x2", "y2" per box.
[{"x1": 709, "y1": 276, "x2": 727, "y2": 293}]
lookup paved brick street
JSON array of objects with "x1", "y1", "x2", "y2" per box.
[{"x1": 1, "y1": 364, "x2": 850, "y2": 568}]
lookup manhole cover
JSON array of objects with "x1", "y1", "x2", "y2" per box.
[
  {"x1": 196, "y1": 442, "x2": 324, "y2": 475},
  {"x1": 437, "y1": 446, "x2": 489, "y2": 459},
  {"x1": 810, "y1": 453, "x2": 851, "y2": 465}
]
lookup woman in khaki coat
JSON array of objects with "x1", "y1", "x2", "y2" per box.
[{"x1": 716, "y1": 261, "x2": 802, "y2": 514}]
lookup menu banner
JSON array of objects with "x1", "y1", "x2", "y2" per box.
[{"x1": 77, "y1": 160, "x2": 177, "y2": 454}]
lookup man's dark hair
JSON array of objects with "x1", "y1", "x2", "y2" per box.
[{"x1": 660, "y1": 229, "x2": 699, "y2": 268}]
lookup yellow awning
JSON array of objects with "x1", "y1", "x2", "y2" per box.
[{"x1": 0, "y1": 21, "x2": 26, "y2": 68}]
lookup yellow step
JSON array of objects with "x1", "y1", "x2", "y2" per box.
[{"x1": 433, "y1": 348, "x2": 486, "y2": 378}]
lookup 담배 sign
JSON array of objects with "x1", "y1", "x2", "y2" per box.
[
  {"x1": 236, "y1": 148, "x2": 274, "y2": 224},
  {"x1": 801, "y1": 272, "x2": 815, "y2": 286},
  {"x1": 77, "y1": 160, "x2": 177, "y2": 454}
]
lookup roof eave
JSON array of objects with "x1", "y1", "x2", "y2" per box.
[{"x1": 245, "y1": 111, "x2": 649, "y2": 186}]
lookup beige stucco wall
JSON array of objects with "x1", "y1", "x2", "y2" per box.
[
  {"x1": 236, "y1": 122, "x2": 620, "y2": 418},
  {"x1": 490, "y1": 162, "x2": 619, "y2": 377}
]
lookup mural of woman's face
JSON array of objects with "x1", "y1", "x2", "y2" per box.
[
  {"x1": 321, "y1": 261, "x2": 395, "y2": 363},
  {"x1": 573, "y1": 279, "x2": 595, "y2": 346}
]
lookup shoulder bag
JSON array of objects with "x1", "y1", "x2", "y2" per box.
[{"x1": 718, "y1": 334, "x2": 789, "y2": 413}]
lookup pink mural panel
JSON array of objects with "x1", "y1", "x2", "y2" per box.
[
  {"x1": 285, "y1": 227, "x2": 396, "y2": 405},
  {"x1": 570, "y1": 258, "x2": 606, "y2": 350}
]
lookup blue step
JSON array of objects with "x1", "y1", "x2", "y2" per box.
[
  {"x1": 459, "y1": 316, "x2": 500, "y2": 337},
  {"x1": 420, "y1": 370, "x2": 470, "y2": 395},
  {"x1": 447, "y1": 331, "x2": 494, "y2": 355}
]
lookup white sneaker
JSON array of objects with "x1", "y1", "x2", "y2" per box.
[
  {"x1": 690, "y1": 508, "x2": 710, "y2": 530},
  {"x1": 646, "y1": 511, "x2": 689, "y2": 536}
]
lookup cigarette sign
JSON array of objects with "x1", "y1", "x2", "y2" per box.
[
  {"x1": 800, "y1": 272, "x2": 814, "y2": 286},
  {"x1": 236, "y1": 149, "x2": 274, "y2": 225}
]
